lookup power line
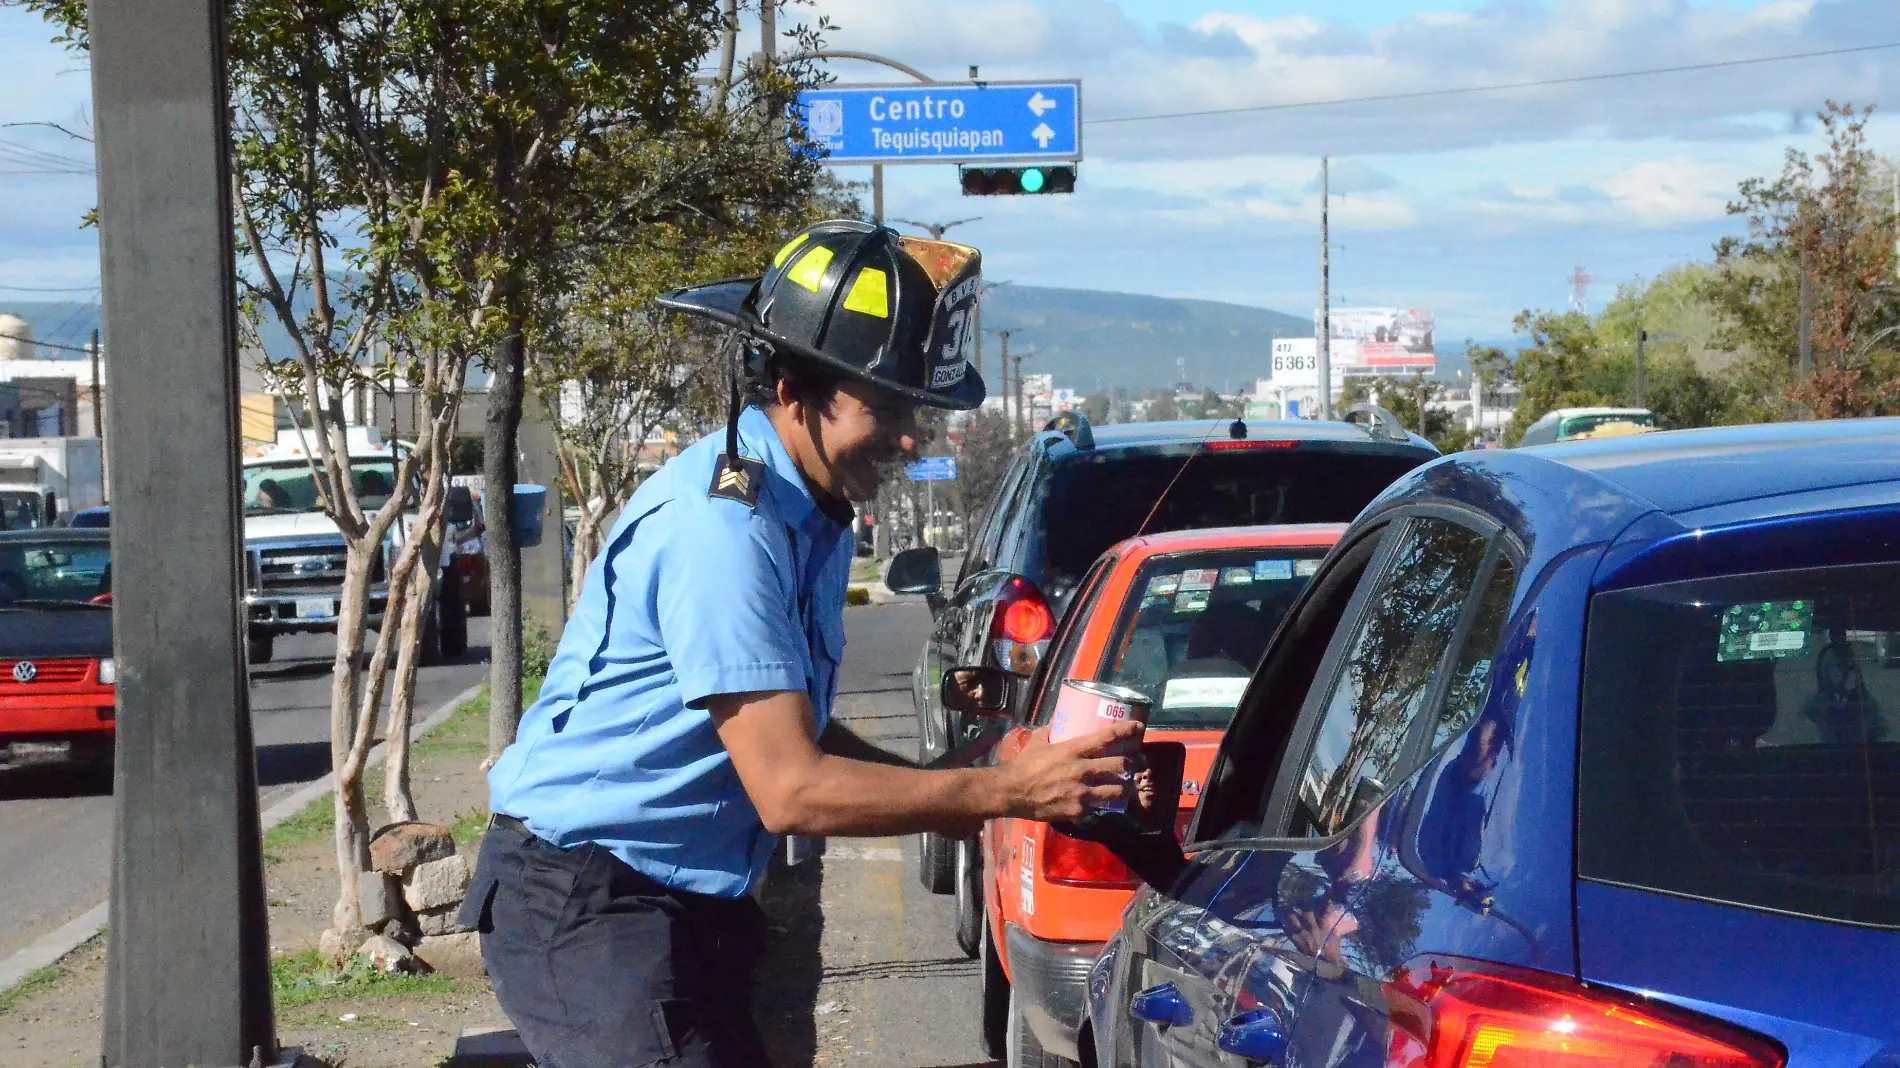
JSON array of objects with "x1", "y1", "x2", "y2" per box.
[
  {"x1": 0, "y1": 326, "x2": 95, "y2": 355},
  {"x1": 0, "y1": 282, "x2": 101, "y2": 293},
  {"x1": 1087, "y1": 41, "x2": 1900, "y2": 126}
]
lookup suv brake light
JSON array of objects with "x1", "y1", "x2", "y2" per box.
[
  {"x1": 990, "y1": 576, "x2": 1054, "y2": 674},
  {"x1": 1382, "y1": 957, "x2": 1785, "y2": 1068},
  {"x1": 1202, "y1": 439, "x2": 1298, "y2": 451},
  {"x1": 1041, "y1": 828, "x2": 1139, "y2": 889}
]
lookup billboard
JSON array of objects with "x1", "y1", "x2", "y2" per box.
[{"x1": 1317, "y1": 307, "x2": 1436, "y2": 370}]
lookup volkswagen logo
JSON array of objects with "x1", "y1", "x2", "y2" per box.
[{"x1": 12, "y1": 661, "x2": 36, "y2": 683}]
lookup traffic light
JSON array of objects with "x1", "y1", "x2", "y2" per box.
[{"x1": 960, "y1": 165, "x2": 1077, "y2": 196}]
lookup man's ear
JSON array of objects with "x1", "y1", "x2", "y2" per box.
[{"x1": 775, "y1": 376, "x2": 803, "y2": 424}]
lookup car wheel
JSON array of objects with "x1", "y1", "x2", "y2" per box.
[
  {"x1": 980, "y1": 907, "x2": 1009, "y2": 1060},
  {"x1": 919, "y1": 831, "x2": 955, "y2": 895},
  {"x1": 1008, "y1": 986, "x2": 1074, "y2": 1068},
  {"x1": 954, "y1": 836, "x2": 983, "y2": 959},
  {"x1": 246, "y1": 634, "x2": 274, "y2": 665}
]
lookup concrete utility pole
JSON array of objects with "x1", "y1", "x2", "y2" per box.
[
  {"x1": 91, "y1": 0, "x2": 281, "y2": 1064},
  {"x1": 1317, "y1": 157, "x2": 1332, "y2": 420},
  {"x1": 1634, "y1": 327, "x2": 1647, "y2": 410},
  {"x1": 873, "y1": 165, "x2": 884, "y2": 226},
  {"x1": 987, "y1": 328, "x2": 1020, "y2": 432},
  {"x1": 89, "y1": 328, "x2": 102, "y2": 437},
  {"x1": 973, "y1": 279, "x2": 1010, "y2": 379}
]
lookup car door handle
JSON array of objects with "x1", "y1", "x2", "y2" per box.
[
  {"x1": 1218, "y1": 1010, "x2": 1289, "y2": 1063},
  {"x1": 1129, "y1": 983, "x2": 1193, "y2": 1027}
]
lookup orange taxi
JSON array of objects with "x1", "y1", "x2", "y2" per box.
[{"x1": 971, "y1": 524, "x2": 1343, "y2": 1066}]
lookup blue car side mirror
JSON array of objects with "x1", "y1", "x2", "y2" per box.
[
  {"x1": 1129, "y1": 983, "x2": 1193, "y2": 1028},
  {"x1": 1219, "y1": 1009, "x2": 1289, "y2": 1062}
]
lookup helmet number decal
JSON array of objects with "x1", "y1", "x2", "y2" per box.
[{"x1": 941, "y1": 306, "x2": 972, "y2": 362}]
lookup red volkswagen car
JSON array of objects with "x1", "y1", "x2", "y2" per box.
[{"x1": 0, "y1": 529, "x2": 116, "y2": 771}]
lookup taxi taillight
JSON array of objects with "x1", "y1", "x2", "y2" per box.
[
  {"x1": 1041, "y1": 827, "x2": 1139, "y2": 889},
  {"x1": 990, "y1": 576, "x2": 1054, "y2": 674},
  {"x1": 1382, "y1": 956, "x2": 1784, "y2": 1068}
]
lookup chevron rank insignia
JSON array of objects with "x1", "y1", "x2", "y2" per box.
[{"x1": 708, "y1": 453, "x2": 766, "y2": 506}]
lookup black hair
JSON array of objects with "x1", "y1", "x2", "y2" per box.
[{"x1": 742, "y1": 343, "x2": 843, "y2": 414}]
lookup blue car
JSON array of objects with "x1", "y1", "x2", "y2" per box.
[{"x1": 1086, "y1": 418, "x2": 1900, "y2": 1068}]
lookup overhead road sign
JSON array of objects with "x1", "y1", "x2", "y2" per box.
[
  {"x1": 905, "y1": 456, "x2": 958, "y2": 481},
  {"x1": 795, "y1": 81, "x2": 1082, "y2": 165}
]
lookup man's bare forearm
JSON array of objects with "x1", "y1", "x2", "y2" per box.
[
  {"x1": 772, "y1": 756, "x2": 1001, "y2": 837},
  {"x1": 818, "y1": 719, "x2": 917, "y2": 768}
]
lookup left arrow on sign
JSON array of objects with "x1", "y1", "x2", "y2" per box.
[
  {"x1": 1031, "y1": 123, "x2": 1056, "y2": 148},
  {"x1": 1027, "y1": 91, "x2": 1057, "y2": 117}
]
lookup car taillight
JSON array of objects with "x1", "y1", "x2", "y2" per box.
[
  {"x1": 990, "y1": 576, "x2": 1054, "y2": 674},
  {"x1": 1382, "y1": 957, "x2": 1785, "y2": 1068},
  {"x1": 1041, "y1": 828, "x2": 1139, "y2": 889}
]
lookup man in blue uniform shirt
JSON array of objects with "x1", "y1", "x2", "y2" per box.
[{"x1": 463, "y1": 222, "x2": 1140, "y2": 1067}]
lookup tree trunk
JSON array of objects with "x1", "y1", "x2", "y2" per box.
[
  {"x1": 486, "y1": 322, "x2": 527, "y2": 759},
  {"x1": 326, "y1": 545, "x2": 378, "y2": 955},
  {"x1": 384, "y1": 510, "x2": 443, "y2": 824}
]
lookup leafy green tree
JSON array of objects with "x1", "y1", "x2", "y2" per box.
[
  {"x1": 1341, "y1": 373, "x2": 1474, "y2": 453},
  {"x1": 1143, "y1": 389, "x2": 1181, "y2": 422}
]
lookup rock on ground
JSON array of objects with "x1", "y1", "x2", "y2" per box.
[
  {"x1": 403, "y1": 854, "x2": 471, "y2": 911},
  {"x1": 357, "y1": 933, "x2": 424, "y2": 974},
  {"x1": 370, "y1": 821, "x2": 457, "y2": 874}
]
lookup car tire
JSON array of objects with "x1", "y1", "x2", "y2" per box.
[
  {"x1": 1008, "y1": 986, "x2": 1074, "y2": 1068},
  {"x1": 954, "y1": 836, "x2": 983, "y2": 959},
  {"x1": 246, "y1": 634, "x2": 274, "y2": 665},
  {"x1": 980, "y1": 907, "x2": 1009, "y2": 1061},
  {"x1": 919, "y1": 831, "x2": 955, "y2": 895}
]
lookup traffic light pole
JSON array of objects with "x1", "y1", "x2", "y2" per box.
[
  {"x1": 91, "y1": 0, "x2": 281, "y2": 1064},
  {"x1": 1317, "y1": 156, "x2": 1333, "y2": 421}
]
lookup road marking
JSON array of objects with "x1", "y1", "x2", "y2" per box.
[{"x1": 0, "y1": 680, "x2": 486, "y2": 997}]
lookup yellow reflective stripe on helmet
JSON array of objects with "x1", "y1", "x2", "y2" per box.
[
  {"x1": 841, "y1": 267, "x2": 890, "y2": 318},
  {"x1": 785, "y1": 245, "x2": 833, "y2": 292},
  {"x1": 772, "y1": 232, "x2": 810, "y2": 268}
]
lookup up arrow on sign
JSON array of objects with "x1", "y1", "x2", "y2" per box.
[
  {"x1": 1027, "y1": 91, "x2": 1057, "y2": 117},
  {"x1": 1032, "y1": 123, "x2": 1056, "y2": 148}
]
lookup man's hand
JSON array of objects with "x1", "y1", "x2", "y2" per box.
[{"x1": 994, "y1": 723, "x2": 1144, "y2": 823}]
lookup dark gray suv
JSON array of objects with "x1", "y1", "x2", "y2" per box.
[{"x1": 899, "y1": 408, "x2": 1439, "y2": 952}]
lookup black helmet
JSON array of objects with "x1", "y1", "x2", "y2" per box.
[{"x1": 655, "y1": 220, "x2": 986, "y2": 410}]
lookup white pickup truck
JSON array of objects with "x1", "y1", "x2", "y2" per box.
[{"x1": 241, "y1": 426, "x2": 473, "y2": 665}]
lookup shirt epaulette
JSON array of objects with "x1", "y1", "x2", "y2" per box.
[{"x1": 707, "y1": 453, "x2": 767, "y2": 507}]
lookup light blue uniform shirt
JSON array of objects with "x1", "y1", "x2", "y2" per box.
[{"x1": 487, "y1": 406, "x2": 852, "y2": 898}]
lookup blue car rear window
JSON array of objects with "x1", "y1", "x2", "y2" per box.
[{"x1": 1579, "y1": 561, "x2": 1900, "y2": 927}]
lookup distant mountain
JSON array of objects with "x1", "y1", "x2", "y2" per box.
[
  {"x1": 976, "y1": 285, "x2": 1311, "y2": 394},
  {"x1": 0, "y1": 301, "x2": 100, "y2": 358},
  {"x1": 4, "y1": 287, "x2": 1508, "y2": 392}
]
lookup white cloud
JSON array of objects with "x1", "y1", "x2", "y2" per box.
[
  {"x1": 809, "y1": 0, "x2": 1900, "y2": 160},
  {"x1": 1599, "y1": 156, "x2": 1739, "y2": 227}
]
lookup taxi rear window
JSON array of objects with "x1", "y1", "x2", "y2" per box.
[
  {"x1": 1579, "y1": 561, "x2": 1900, "y2": 927},
  {"x1": 1095, "y1": 548, "x2": 1327, "y2": 729}
]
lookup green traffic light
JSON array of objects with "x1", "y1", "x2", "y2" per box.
[{"x1": 1020, "y1": 167, "x2": 1046, "y2": 193}]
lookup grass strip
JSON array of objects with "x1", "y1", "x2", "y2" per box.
[{"x1": 271, "y1": 948, "x2": 462, "y2": 1011}]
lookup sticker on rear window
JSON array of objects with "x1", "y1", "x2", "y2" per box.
[
  {"x1": 1294, "y1": 560, "x2": 1320, "y2": 577},
  {"x1": 1717, "y1": 600, "x2": 1814, "y2": 662},
  {"x1": 1179, "y1": 569, "x2": 1218, "y2": 592},
  {"x1": 1147, "y1": 574, "x2": 1180, "y2": 596},
  {"x1": 1221, "y1": 567, "x2": 1253, "y2": 586},
  {"x1": 1254, "y1": 559, "x2": 1294, "y2": 580},
  {"x1": 1162, "y1": 676, "x2": 1250, "y2": 709},
  {"x1": 1174, "y1": 588, "x2": 1211, "y2": 614}
]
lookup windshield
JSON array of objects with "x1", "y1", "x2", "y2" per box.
[
  {"x1": 1560, "y1": 411, "x2": 1655, "y2": 437},
  {"x1": 1033, "y1": 449, "x2": 1422, "y2": 592},
  {"x1": 244, "y1": 458, "x2": 402, "y2": 514},
  {"x1": 1098, "y1": 547, "x2": 1327, "y2": 728},
  {"x1": 0, "y1": 491, "x2": 47, "y2": 530},
  {"x1": 0, "y1": 538, "x2": 110, "y2": 605},
  {"x1": 1580, "y1": 561, "x2": 1900, "y2": 928}
]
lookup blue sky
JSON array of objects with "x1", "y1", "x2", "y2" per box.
[{"x1": 3, "y1": 1, "x2": 1898, "y2": 343}]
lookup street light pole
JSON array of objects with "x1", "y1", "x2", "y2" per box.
[
  {"x1": 91, "y1": 0, "x2": 280, "y2": 1064},
  {"x1": 1317, "y1": 156, "x2": 1333, "y2": 421},
  {"x1": 1634, "y1": 327, "x2": 1646, "y2": 410}
]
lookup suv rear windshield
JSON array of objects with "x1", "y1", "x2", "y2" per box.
[
  {"x1": 1098, "y1": 548, "x2": 1327, "y2": 729},
  {"x1": 1579, "y1": 561, "x2": 1900, "y2": 927},
  {"x1": 1034, "y1": 448, "x2": 1423, "y2": 591}
]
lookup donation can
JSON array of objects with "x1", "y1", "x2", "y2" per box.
[{"x1": 1048, "y1": 680, "x2": 1151, "y2": 812}]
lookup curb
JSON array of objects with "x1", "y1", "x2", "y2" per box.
[{"x1": 0, "y1": 680, "x2": 488, "y2": 996}]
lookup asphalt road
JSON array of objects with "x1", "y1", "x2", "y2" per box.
[
  {"x1": 0, "y1": 620, "x2": 493, "y2": 963},
  {"x1": 754, "y1": 596, "x2": 1004, "y2": 1067}
]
